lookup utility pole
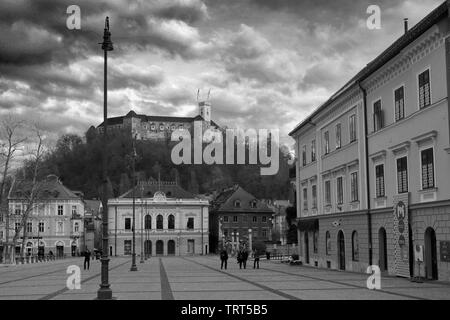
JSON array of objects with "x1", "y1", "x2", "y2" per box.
[{"x1": 97, "y1": 16, "x2": 113, "y2": 300}]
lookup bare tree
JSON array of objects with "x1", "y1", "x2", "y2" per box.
[{"x1": 0, "y1": 115, "x2": 27, "y2": 263}]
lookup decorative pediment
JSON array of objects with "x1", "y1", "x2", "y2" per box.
[
  {"x1": 369, "y1": 150, "x2": 386, "y2": 162},
  {"x1": 389, "y1": 141, "x2": 410, "y2": 155},
  {"x1": 411, "y1": 130, "x2": 437, "y2": 146},
  {"x1": 153, "y1": 191, "x2": 166, "y2": 202},
  {"x1": 346, "y1": 159, "x2": 359, "y2": 170}
]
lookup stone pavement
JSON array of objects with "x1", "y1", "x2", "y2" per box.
[{"x1": 0, "y1": 255, "x2": 449, "y2": 300}]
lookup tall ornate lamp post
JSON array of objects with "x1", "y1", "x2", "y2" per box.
[
  {"x1": 97, "y1": 16, "x2": 113, "y2": 300},
  {"x1": 130, "y1": 135, "x2": 138, "y2": 272},
  {"x1": 140, "y1": 185, "x2": 144, "y2": 263}
]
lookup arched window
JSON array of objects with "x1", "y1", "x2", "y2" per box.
[
  {"x1": 326, "y1": 231, "x2": 331, "y2": 255},
  {"x1": 156, "y1": 215, "x2": 163, "y2": 230},
  {"x1": 250, "y1": 200, "x2": 257, "y2": 208},
  {"x1": 145, "y1": 215, "x2": 151, "y2": 230},
  {"x1": 168, "y1": 214, "x2": 175, "y2": 230},
  {"x1": 352, "y1": 231, "x2": 359, "y2": 261},
  {"x1": 234, "y1": 200, "x2": 241, "y2": 208}
]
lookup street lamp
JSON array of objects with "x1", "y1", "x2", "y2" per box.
[
  {"x1": 140, "y1": 185, "x2": 144, "y2": 263},
  {"x1": 130, "y1": 135, "x2": 138, "y2": 272},
  {"x1": 97, "y1": 16, "x2": 113, "y2": 300}
]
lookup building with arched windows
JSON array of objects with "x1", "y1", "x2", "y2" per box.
[{"x1": 108, "y1": 180, "x2": 209, "y2": 256}]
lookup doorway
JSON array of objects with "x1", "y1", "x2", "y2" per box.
[
  {"x1": 304, "y1": 232, "x2": 310, "y2": 264},
  {"x1": 156, "y1": 240, "x2": 164, "y2": 255},
  {"x1": 145, "y1": 240, "x2": 152, "y2": 256},
  {"x1": 187, "y1": 239, "x2": 195, "y2": 254},
  {"x1": 337, "y1": 230, "x2": 345, "y2": 270},
  {"x1": 424, "y1": 227, "x2": 438, "y2": 280},
  {"x1": 56, "y1": 245, "x2": 64, "y2": 257},
  {"x1": 167, "y1": 240, "x2": 175, "y2": 255},
  {"x1": 379, "y1": 227, "x2": 388, "y2": 273}
]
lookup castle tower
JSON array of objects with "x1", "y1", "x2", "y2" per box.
[{"x1": 198, "y1": 100, "x2": 211, "y2": 123}]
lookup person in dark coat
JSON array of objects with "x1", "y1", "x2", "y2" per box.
[
  {"x1": 253, "y1": 250, "x2": 260, "y2": 269},
  {"x1": 237, "y1": 250, "x2": 243, "y2": 269},
  {"x1": 220, "y1": 248, "x2": 228, "y2": 270},
  {"x1": 84, "y1": 249, "x2": 91, "y2": 270},
  {"x1": 242, "y1": 250, "x2": 248, "y2": 269}
]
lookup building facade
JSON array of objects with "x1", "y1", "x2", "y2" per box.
[
  {"x1": 290, "y1": 1, "x2": 450, "y2": 281},
  {"x1": 2, "y1": 175, "x2": 85, "y2": 258},
  {"x1": 209, "y1": 185, "x2": 274, "y2": 253},
  {"x1": 108, "y1": 180, "x2": 209, "y2": 256}
]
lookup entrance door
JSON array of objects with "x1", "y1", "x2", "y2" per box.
[
  {"x1": 56, "y1": 245, "x2": 64, "y2": 257},
  {"x1": 187, "y1": 240, "x2": 195, "y2": 254},
  {"x1": 379, "y1": 227, "x2": 388, "y2": 272},
  {"x1": 424, "y1": 227, "x2": 438, "y2": 280},
  {"x1": 337, "y1": 231, "x2": 345, "y2": 270},
  {"x1": 156, "y1": 240, "x2": 164, "y2": 255},
  {"x1": 71, "y1": 245, "x2": 77, "y2": 257},
  {"x1": 167, "y1": 240, "x2": 175, "y2": 255},
  {"x1": 304, "y1": 232, "x2": 310, "y2": 264}
]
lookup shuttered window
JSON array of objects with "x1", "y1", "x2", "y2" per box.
[
  {"x1": 397, "y1": 157, "x2": 408, "y2": 193},
  {"x1": 394, "y1": 86, "x2": 405, "y2": 121},
  {"x1": 418, "y1": 70, "x2": 431, "y2": 109},
  {"x1": 421, "y1": 148, "x2": 434, "y2": 189},
  {"x1": 375, "y1": 164, "x2": 385, "y2": 197}
]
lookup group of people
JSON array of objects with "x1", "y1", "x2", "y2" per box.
[{"x1": 219, "y1": 248, "x2": 261, "y2": 270}]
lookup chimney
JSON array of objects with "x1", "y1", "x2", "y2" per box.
[{"x1": 404, "y1": 18, "x2": 408, "y2": 34}]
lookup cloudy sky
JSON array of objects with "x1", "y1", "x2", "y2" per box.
[{"x1": 0, "y1": 0, "x2": 444, "y2": 148}]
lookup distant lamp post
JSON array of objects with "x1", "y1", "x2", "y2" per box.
[
  {"x1": 130, "y1": 135, "x2": 138, "y2": 272},
  {"x1": 140, "y1": 185, "x2": 144, "y2": 263},
  {"x1": 97, "y1": 16, "x2": 114, "y2": 300},
  {"x1": 248, "y1": 228, "x2": 252, "y2": 252}
]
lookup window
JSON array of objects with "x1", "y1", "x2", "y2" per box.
[
  {"x1": 324, "y1": 131, "x2": 330, "y2": 154},
  {"x1": 349, "y1": 114, "x2": 356, "y2": 142},
  {"x1": 375, "y1": 164, "x2": 385, "y2": 197},
  {"x1": 159, "y1": 124, "x2": 164, "y2": 131},
  {"x1": 373, "y1": 100, "x2": 383, "y2": 132},
  {"x1": 157, "y1": 215, "x2": 163, "y2": 229},
  {"x1": 74, "y1": 222, "x2": 79, "y2": 233},
  {"x1": 234, "y1": 200, "x2": 241, "y2": 208},
  {"x1": 421, "y1": 148, "x2": 435, "y2": 189},
  {"x1": 145, "y1": 215, "x2": 151, "y2": 229},
  {"x1": 394, "y1": 86, "x2": 405, "y2": 121},
  {"x1": 335, "y1": 123, "x2": 341, "y2": 149},
  {"x1": 233, "y1": 216, "x2": 238, "y2": 222},
  {"x1": 15, "y1": 222, "x2": 20, "y2": 232},
  {"x1": 57, "y1": 205, "x2": 64, "y2": 216},
  {"x1": 14, "y1": 204, "x2": 21, "y2": 215},
  {"x1": 262, "y1": 216, "x2": 267, "y2": 223},
  {"x1": 26, "y1": 222, "x2": 32, "y2": 233},
  {"x1": 313, "y1": 231, "x2": 318, "y2": 253},
  {"x1": 150, "y1": 124, "x2": 155, "y2": 130},
  {"x1": 397, "y1": 157, "x2": 408, "y2": 193},
  {"x1": 302, "y1": 145, "x2": 307, "y2": 166},
  {"x1": 337, "y1": 177, "x2": 344, "y2": 205},
  {"x1": 351, "y1": 172, "x2": 359, "y2": 202},
  {"x1": 325, "y1": 181, "x2": 331, "y2": 205},
  {"x1": 39, "y1": 222, "x2": 44, "y2": 233},
  {"x1": 311, "y1": 140, "x2": 316, "y2": 162},
  {"x1": 326, "y1": 231, "x2": 331, "y2": 255},
  {"x1": 71, "y1": 205, "x2": 77, "y2": 216},
  {"x1": 302, "y1": 188, "x2": 308, "y2": 211},
  {"x1": 57, "y1": 221, "x2": 63, "y2": 233},
  {"x1": 125, "y1": 218, "x2": 131, "y2": 230},
  {"x1": 352, "y1": 231, "x2": 359, "y2": 261},
  {"x1": 252, "y1": 216, "x2": 257, "y2": 223},
  {"x1": 418, "y1": 69, "x2": 431, "y2": 108},
  {"x1": 260, "y1": 229, "x2": 266, "y2": 238},
  {"x1": 250, "y1": 200, "x2": 257, "y2": 208},
  {"x1": 312, "y1": 185, "x2": 317, "y2": 209},
  {"x1": 187, "y1": 217, "x2": 194, "y2": 230},
  {"x1": 168, "y1": 215, "x2": 175, "y2": 229},
  {"x1": 223, "y1": 216, "x2": 229, "y2": 223}
]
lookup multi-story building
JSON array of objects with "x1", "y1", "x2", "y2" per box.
[
  {"x1": 209, "y1": 185, "x2": 274, "y2": 253},
  {"x1": 268, "y1": 200, "x2": 291, "y2": 245},
  {"x1": 290, "y1": 1, "x2": 450, "y2": 281},
  {"x1": 4, "y1": 174, "x2": 85, "y2": 258},
  {"x1": 108, "y1": 180, "x2": 209, "y2": 256},
  {"x1": 94, "y1": 99, "x2": 220, "y2": 141}
]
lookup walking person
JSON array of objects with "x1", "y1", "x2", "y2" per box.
[
  {"x1": 242, "y1": 249, "x2": 248, "y2": 269},
  {"x1": 84, "y1": 249, "x2": 91, "y2": 270},
  {"x1": 220, "y1": 248, "x2": 228, "y2": 270},
  {"x1": 253, "y1": 249, "x2": 260, "y2": 269},
  {"x1": 237, "y1": 250, "x2": 243, "y2": 269}
]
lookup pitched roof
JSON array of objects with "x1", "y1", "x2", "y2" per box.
[
  {"x1": 8, "y1": 174, "x2": 81, "y2": 200},
  {"x1": 118, "y1": 181, "x2": 196, "y2": 199},
  {"x1": 289, "y1": 1, "x2": 448, "y2": 136},
  {"x1": 211, "y1": 185, "x2": 273, "y2": 213}
]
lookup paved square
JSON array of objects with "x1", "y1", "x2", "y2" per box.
[{"x1": 0, "y1": 256, "x2": 449, "y2": 300}]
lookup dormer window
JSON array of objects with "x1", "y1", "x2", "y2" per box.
[
  {"x1": 250, "y1": 200, "x2": 257, "y2": 208},
  {"x1": 234, "y1": 200, "x2": 241, "y2": 208}
]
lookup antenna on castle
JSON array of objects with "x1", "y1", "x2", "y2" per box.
[
  {"x1": 207, "y1": 88, "x2": 211, "y2": 100},
  {"x1": 196, "y1": 89, "x2": 200, "y2": 101}
]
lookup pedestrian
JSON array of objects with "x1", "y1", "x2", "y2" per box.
[
  {"x1": 220, "y1": 248, "x2": 228, "y2": 270},
  {"x1": 242, "y1": 249, "x2": 248, "y2": 269},
  {"x1": 237, "y1": 250, "x2": 243, "y2": 269},
  {"x1": 84, "y1": 249, "x2": 91, "y2": 270},
  {"x1": 253, "y1": 250, "x2": 260, "y2": 269}
]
